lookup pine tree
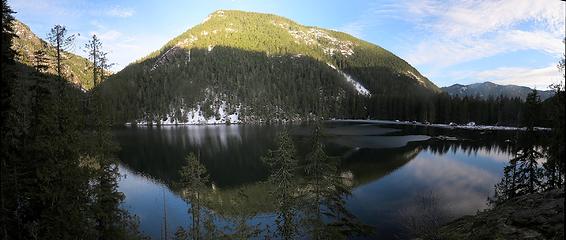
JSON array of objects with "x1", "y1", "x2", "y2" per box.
[
  {"x1": 47, "y1": 25, "x2": 75, "y2": 79},
  {"x1": 32, "y1": 42, "x2": 50, "y2": 73},
  {"x1": 85, "y1": 34, "x2": 102, "y2": 87},
  {"x1": 1, "y1": 1, "x2": 18, "y2": 238}
]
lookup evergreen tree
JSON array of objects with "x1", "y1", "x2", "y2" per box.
[
  {"x1": 47, "y1": 25, "x2": 75, "y2": 79},
  {"x1": 492, "y1": 91, "x2": 545, "y2": 204},
  {"x1": 85, "y1": 34, "x2": 102, "y2": 87},
  {"x1": 1, "y1": 2, "x2": 145, "y2": 238},
  {"x1": 1, "y1": 1, "x2": 18, "y2": 238},
  {"x1": 32, "y1": 42, "x2": 50, "y2": 73},
  {"x1": 544, "y1": 48, "x2": 565, "y2": 189}
]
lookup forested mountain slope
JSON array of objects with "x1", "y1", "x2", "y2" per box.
[
  {"x1": 11, "y1": 19, "x2": 95, "y2": 90},
  {"x1": 99, "y1": 10, "x2": 439, "y2": 124}
]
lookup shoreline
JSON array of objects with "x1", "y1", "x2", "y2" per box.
[
  {"x1": 329, "y1": 119, "x2": 552, "y2": 131},
  {"x1": 123, "y1": 118, "x2": 551, "y2": 131}
]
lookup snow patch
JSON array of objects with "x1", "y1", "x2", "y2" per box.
[
  {"x1": 132, "y1": 101, "x2": 241, "y2": 126},
  {"x1": 327, "y1": 63, "x2": 370, "y2": 96}
]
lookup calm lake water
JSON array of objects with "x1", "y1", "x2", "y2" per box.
[{"x1": 115, "y1": 121, "x2": 517, "y2": 239}]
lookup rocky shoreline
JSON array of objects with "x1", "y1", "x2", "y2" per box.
[{"x1": 439, "y1": 189, "x2": 564, "y2": 240}]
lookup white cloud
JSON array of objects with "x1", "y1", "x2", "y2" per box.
[
  {"x1": 90, "y1": 30, "x2": 123, "y2": 41},
  {"x1": 402, "y1": 0, "x2": 565, "y2": 68},
  {"x1": 409, "y1": 37, "x2": 502, "y2": 67},
  {"x1": 106, "y1": 6, "x2": 135, "y2": 18},
  {"x1": 473, "y1": 65, "x2": 563, "y2": 89},
  {"x1": 503, "y1": 30, "x2": 564, "y2": 55},
  {"x1": 338, "y1": 0, "x2": 564, "y2": 73},
  {"x1": 336, "y1": 21, "x2": 366, "y2": 38},
  {"x1": 423, "y1": 0, "x2": 564, "y2": 37}
]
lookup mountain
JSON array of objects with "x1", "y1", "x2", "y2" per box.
[
  {"x1": 99, "y1": 10, "x2": 440, "y2": 124},
  {"x1": 11, "y1": 19, "x2": 95, "y2": 90},
  {"x1": 442, "y1": 82, "x2": 554, "y2": 101}
]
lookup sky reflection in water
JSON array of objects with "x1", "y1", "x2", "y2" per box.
[{"x1": 115, "y1": 123, "x2": 511, "y2": 239}]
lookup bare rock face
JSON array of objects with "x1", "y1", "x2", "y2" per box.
[{"x1": 440, "y1": 189, "x2": 564, "y2": 240}]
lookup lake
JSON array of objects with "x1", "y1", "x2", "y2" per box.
[{"x1": 114, "y1": 121, "x2": 517, "y2": 239}]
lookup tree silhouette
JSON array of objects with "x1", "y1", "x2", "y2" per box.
[{"x1": 47, "y1": 25, "x2": 75, "y2": 79}]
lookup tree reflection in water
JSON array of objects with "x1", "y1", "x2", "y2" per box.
[{"x1": 115, "y1": 123, "x2": 540, "y2": 239}]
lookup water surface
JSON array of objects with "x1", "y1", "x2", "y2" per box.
[{"x1": 115, "y1": 122, "x2": 514, "y2": 239}]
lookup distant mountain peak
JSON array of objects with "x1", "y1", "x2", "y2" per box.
[{"x1": 442, "y1": 82, "x2": 554, "y2": 100}]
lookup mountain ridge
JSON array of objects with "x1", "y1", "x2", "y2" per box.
[
  {"x1": 442, "y1": 82, "x2": 555, "y2": 101},
  {"x1": 99, "y1": 10, "x2": 441, "y2": 124}
]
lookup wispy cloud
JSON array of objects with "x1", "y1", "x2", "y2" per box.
[
  {"x1": 90, "y1": 30, "x2": 123, "y2": 41},
  {"x1": 106, "y1": 6, "x2": 135, "y2": 18},
  {"x1": 401, "y1": 0, "x2": 565, "y2": 67},
  {"x1": 340, "y1": 0, "x2": 565, "y2": 88},
  {"x1": 473, "y1": 65, "x2": 562, "y2": 90}
]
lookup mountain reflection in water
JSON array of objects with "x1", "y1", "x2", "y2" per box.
[{"x1": 115, "y1": 122, "x2": 515, "y2": 239}]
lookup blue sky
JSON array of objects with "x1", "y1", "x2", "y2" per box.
[{"x1": 9, "y1": 0, "x2": 565, "y2": 89}]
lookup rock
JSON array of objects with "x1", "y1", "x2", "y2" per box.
[{"x1": 440, "y1": 189, "x2": 564, "y2": 240}]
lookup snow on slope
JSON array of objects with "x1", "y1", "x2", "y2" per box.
[
  {"x1": 327, "y1": 63, "x2": 370, "y2": 96},
  {"x1": 130, "y1": 101, "x2": 241, "y2": 125}
]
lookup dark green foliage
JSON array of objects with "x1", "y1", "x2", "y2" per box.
[
  {"x1": 542, "y1": 54, "x2": 565, "y2": 190},
  {"x1": 32, "y1": 43, "x2": 50, "y2": 73},
  {"x1": 491, "y1": 83, "x2": 565, "y2": 205},
  {"x1": 367, "y1": 93, "x2": 529, "y2": 126},
  {"x1": 100, "y1": 46, "x2": 361, "y2": 124},
  {"x1": 84, "y1": 34, "x2": 113, "y2": 88},
  {"x1": 1, "y1": 2, "x2": 145, "y2": 238},
  {"x1": 544, "y1": 84, "x2": 565, "y2": 189}
]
